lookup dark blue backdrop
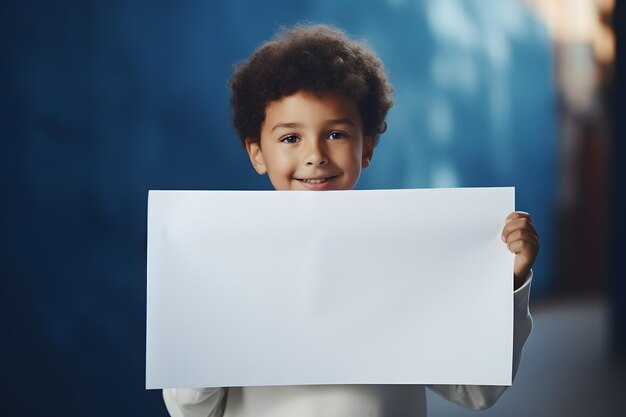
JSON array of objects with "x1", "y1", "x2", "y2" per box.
[{"x1": 2, "y1": 1, "x2": 556, "y2": 415}]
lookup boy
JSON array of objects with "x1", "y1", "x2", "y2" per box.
[{"x1": 163, "y1": 24, "x2": 538, "y2": 417}]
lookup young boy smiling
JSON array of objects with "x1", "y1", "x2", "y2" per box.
[
  {"x1": 163, "y1": 24, "x2": 539, "y2": 417},
  {"x1": 245, "y1": 91, "x2": 373, "y2": 191}
]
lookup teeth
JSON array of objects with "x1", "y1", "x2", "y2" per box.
[{"x1": 301, "y1": 178, "x2": 328, "y2": 184}]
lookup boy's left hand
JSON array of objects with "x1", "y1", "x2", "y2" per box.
[{"x1": 501, "y1": 211, "x2": 539, "y2": 290}]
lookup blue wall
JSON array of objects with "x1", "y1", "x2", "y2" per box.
[{"x1": 2, "y1": 1, "x2": 556, "y2": 415}]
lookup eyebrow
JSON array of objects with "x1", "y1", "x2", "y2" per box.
[
  {"x1": 270, "y1": 118, "x2": 356, "y2": 133},
  {"x1": 270, "y1": 122, "x2": 304, "y2": 133},
  {"x1": 325, "y1": 118, "x2": 356, "y2": 128}
]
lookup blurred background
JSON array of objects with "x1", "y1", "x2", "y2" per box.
[{"x1": 1, "y1": 0, "x2": 623, "y2": 416}]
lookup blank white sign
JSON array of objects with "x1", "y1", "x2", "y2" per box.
[{"x1": 146, "y1": 188, "x2": 514, "y2": 389}]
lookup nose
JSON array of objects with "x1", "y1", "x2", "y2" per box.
[{"x1": 304, "y1": 140, "x2": 328, "y2": 167}]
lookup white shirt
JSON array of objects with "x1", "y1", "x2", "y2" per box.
[{"x1": 163, "y1": 273, "x2": 533, "y2": 417}]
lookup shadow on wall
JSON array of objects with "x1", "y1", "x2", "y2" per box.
[{"x1": 2, "y1": 1, "x2": 556, "y2": 416}]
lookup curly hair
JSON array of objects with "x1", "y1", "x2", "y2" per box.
[{"x1": 228, "y1": 24, "x2": 394, "y2": 146}]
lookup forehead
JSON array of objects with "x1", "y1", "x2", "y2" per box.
[{"x1": 263, "y1": 91, "x2": 362, "y2": 130}]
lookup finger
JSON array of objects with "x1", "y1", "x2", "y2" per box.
[
  {"x1": 506, "y1": 229, "x2": 539, "y2": 247},
  {"x1": 505, "y1": 211, "x2": 531, "y2": 223},
  {"x1": 503, "y1": 222, "x2": 539, "y2": 240},
  {"x1": 501, "y1": 218, "x2": 538, "y2": 241},
  {"x1": 508, "y1": 238, "x2": 539, "y2": 255}
]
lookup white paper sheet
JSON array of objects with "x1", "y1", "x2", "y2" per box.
[{"x1": 146, "y1": 188, "x2": 515, "y2": 389}]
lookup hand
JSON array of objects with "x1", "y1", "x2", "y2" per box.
[{"x1": 501, "y1": 212, "x2": 539, "y2": 290}]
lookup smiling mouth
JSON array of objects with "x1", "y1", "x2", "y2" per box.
[{"x1": 295, "y1": 175, "x2": 338, "y2": 184}]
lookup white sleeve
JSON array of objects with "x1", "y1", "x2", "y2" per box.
[
  {"x1": 427, "y1": 271, "x2": 533, "y2": 410},
  {"x1": 163, "y1": 387, "x2": 227, "y2": 417}
]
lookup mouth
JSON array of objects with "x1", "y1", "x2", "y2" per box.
[{"x1": 294, "y1": 175, "x2": 339, "y2": 189}]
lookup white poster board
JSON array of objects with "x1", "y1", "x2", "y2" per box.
[{"x1": 146, "y1": 188, "x2": 514, "y2": 389}]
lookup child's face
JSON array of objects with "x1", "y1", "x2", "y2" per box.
[{"x1": 245, "y1": 91, "x2": 374, "y2": 191}]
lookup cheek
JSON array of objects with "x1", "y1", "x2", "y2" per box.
[
  {"x1": 274, "y1": 152, "x2": 298, "y2": 173},
  {"x1": 265, "y1": 150, "x2": 298, "y2": 180},
  {"x1": 341, "y1": 151, "x2": 364, "y2": 189},
  {"x1": 343, "y1": 144, "x2": 364, "y2": 170}
]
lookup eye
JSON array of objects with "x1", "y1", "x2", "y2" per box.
[
  {"x1": 328, "y1": 131, "x2": 348, "y2": 140},
  {"x1": 280, "y1": 135, "x2": 300, "y2": 144}
]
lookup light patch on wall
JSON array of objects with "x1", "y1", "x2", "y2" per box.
[
  {"x1": 426, "y1": 0, "x2": 479, "y2": 49},
  {"x1": 430, "y1": 160, "x2": 459, "y2": 188},
  {"x1": 430, "y1": 50, "x2": 478, "y2": 95},
  {"x1": 428, "y1": 95, "x2": 453, "y2": 146},
  {"x1": 484, "y1": 31, "x2": 511, "y2": 69}
]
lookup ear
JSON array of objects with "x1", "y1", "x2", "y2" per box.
[
  {"x1": 361, "y1": 135, "x2": 376, "y2": 169},
  {"x1": 245, "y1": 138, "x2": 267, "y2": 175}
]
